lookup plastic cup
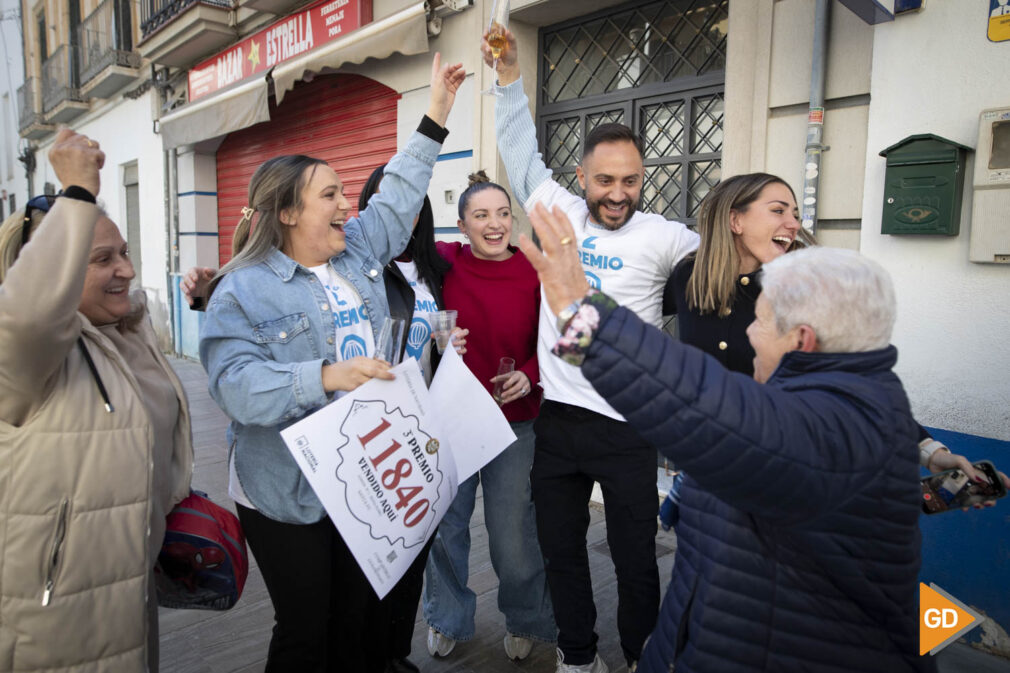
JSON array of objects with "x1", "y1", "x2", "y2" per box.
[{"x1": 429, "y1": 310, "x2": 458, "y2": 354}]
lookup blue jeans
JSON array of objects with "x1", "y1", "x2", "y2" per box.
[{"x1": 423, "y1": 420, "x2": 556, "y2": 642}]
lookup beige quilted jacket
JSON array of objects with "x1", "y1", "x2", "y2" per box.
[{"x1": 0, "y1": 198, "x2": 193, "y2": 672}]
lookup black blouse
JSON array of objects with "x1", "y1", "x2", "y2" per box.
[{"x1": 662, "y1": 256, "x2": 761, "y2": 377}]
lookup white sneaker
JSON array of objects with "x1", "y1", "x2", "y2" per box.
[
  {"x1": 426, "y1": 627, "x2": 455, "y2": 657},
  {"x1": 555, "y1": 647, "x2": 609, "y2": 673},
  {"x1": 503, "y1": 633, "x2": 534, "y2": 660}
]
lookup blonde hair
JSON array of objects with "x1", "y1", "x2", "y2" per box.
[
  {"x1": 686, "y1": 173, "x2": 811, "y2": 316},
  {"x1": 212, "y1": 155, "x2": 328, "y2": 294}
]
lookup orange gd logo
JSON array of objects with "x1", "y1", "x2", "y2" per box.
[{"x1": 919, "y1": 583, "x2": 983, "y2": 656}]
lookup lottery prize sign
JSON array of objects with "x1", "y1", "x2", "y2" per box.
[{"x1": 281, "y1": 349, "x2": 515, "y2": 597}]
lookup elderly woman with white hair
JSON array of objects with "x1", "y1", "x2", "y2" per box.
[{"x1": 519, "y1": 203, "x2": 934, "y2": 673}]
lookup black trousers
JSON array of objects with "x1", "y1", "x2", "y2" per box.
[
  {"x1": 373, "y1": 534, "x2": 436, "y2": 662},
  {"x1": 532, "y1": 400, "x2": 660, "y2": 666},
  {"x1": 237, "y1": 505, "x2": 385, "y2": 673}
]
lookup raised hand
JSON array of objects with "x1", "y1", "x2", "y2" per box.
[
  {"x1": 519, "y1": 202, "x2": 590, "y2": 316},
  {"x1": 426, "y1": 52, "x2": 466, "y2": 128},
  {"x1": 49, "y1": 128, "x2": 104, "y2": 197},
  {"x1": 481, "y1": 28, "x2": 519, "y2": 85}
]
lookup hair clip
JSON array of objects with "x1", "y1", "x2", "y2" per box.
[{"x1": 241, "y1": 206, "x2": 255, "y2": 220}]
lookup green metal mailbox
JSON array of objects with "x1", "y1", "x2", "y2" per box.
[{"x1": 879, "y1": 134, "x2": 972, "y2": 235}]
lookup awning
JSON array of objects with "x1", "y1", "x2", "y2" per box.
[
  {"x1": 160, "y1": 72, "x2": 271, "y2": 149},
  {"x1": 273, "y1": 2, "x2": 429, "y2": 104}
]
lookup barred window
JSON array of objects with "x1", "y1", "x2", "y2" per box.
[{"x1": 538, "y1": 0, "x2": 727, "y2": 224}]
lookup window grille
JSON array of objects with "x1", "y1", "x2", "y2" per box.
[{"x1": 538, "y1": 0, "x2": 727, "y2": 224}]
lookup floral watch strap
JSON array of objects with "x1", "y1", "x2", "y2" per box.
[{"x1": 552, "y1": 289, "x2": 619, "y2": 366}]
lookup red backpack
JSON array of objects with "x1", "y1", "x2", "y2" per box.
[{"x1": 154, "y1": 490, "x2": 248, "y2": 610}]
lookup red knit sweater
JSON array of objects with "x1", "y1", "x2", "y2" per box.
[{"x1": 437, "y1": 242, "x2": 541, "y2": 422}]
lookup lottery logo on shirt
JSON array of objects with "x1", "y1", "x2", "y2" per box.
[
  {"x1": 342, "y1": 335, "x2": 369, "y2": 360},
  {"x1": 405, "y1": 318, "x2": 431, "y2": 361},
  {"x1": 579, "y1": 234, "x2": 624, "y2": 292}
]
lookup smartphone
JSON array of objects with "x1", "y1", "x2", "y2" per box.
[{"x1": 921, "y1": 460, "x2": 1007, "y2": 514}]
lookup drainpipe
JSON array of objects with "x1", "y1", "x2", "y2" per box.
[
  {"x1": 164, "y1": 146, "x2": 179, "y2": 354},
  {"x1": 801, "y1": 0, "x2": 831, "y2": 235}
]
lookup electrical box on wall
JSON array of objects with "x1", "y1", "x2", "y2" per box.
[
  {"x1": 879, "y1": 134, "x2": 972, "y2": 236},
  {"x1": 969, "y1": 107, "x2": 1010, "y2": 263}
]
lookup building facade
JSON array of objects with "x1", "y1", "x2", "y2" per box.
[{"x1": 11, "y1": 0, "x2": 1010, "y2": 657}]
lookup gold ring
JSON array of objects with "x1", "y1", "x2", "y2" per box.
[
  {"x1": 87, "y1": 140, "x2": 96, "y2": 148},
  {"x1": 559, "y1": 236, "x2": 573, "y2": 246}
]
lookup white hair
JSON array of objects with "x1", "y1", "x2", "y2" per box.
[{"x1": 760, "y1": 247, "x2": 896, "y2": 352}]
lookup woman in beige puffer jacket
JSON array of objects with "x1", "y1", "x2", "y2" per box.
[{"x1": 0, "y1": 130, "x2": 193, "y2": 672}]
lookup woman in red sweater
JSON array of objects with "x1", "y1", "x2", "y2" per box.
[{"x1": 423, "y1": 172, "x2": 556, "y2": 662}]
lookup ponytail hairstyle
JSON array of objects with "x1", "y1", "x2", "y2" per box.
[
  {"x1": 457, "y1": 170, "x2": 510, "y2": 221},
  {"x1": 687, "y1": 173, "x2": 810, "y2": 316},
  {"x1": 0, "y1": 207, "x2": 44, "y2": 284},
  {"x1": 211, "y1": 154, "x2": 327, "y2": 294},
  {"x1": 358, "y1": 163, "x2": 450, "y2": 293}
]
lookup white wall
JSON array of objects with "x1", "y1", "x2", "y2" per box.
[
  {"x1": 32, "y1": 91, "x2": 172, "y2": 342},
  {"x1": 1, "y1": 0, "x2": 28, "y2": 212},
  {"x1": 861, "y1": 4, "x2": 1010, "y2": 439}
]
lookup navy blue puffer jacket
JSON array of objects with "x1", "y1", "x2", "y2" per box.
[{"x1": 581, "y1": 304, "x2": 933, "y2": 673}]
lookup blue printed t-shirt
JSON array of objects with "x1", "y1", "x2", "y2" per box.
[
  {"x1": 394, "y1": 260, "x2": 437, "y2": 384},
  {"x1": 310, "y1": 263, "x2": 375, "y2": 362}
]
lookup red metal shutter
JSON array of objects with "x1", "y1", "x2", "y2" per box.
[{"x1": 215, "y1": 74, "x2": 400, "y2": 265}]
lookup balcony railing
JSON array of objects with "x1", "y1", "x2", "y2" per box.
[
  {"x1": 79, "y1": 0, "x2": 141, "y2": 85},
  {"x1": 141, "y1": 0, "x2": 232, "y2": 39},
  {"x1": 17, "y1": 79, "x2": 39, "y2": 132},
  {"x1": 42, "y1": 46, "x2": 85, "y2": 112}
]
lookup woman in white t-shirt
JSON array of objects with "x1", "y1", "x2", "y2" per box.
[{"x1": 357, "y1": 163, "x2": 461, "y2": 673}]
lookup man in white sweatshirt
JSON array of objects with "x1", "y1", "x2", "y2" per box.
[{"x1": 481, "y1": 30, "x2": 699, "y2": 673}]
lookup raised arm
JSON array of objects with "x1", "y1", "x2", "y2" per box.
[
  {"x1": 485, "y1": 31, "x2": 582, "y2": 212},
  {"x1": 0, "y1": 130, "x2": 104, "y2": 425},
  {"x1": 351, "y1": 53, "x2": 464, "y2": 265}
]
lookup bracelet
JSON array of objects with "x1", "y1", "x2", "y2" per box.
[
  {"x1": 552, "y1": 289, "x2": 617, "y2": 366},
  {"x1": 919, "y1": 439, "x2": 950, "y2": 467}
]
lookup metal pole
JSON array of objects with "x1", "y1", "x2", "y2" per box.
[{"x1": 801, "y1": 0, "x2": 831, "y2": 235}]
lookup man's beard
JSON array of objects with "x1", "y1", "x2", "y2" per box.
[{"x1": 586, "y1": 195, "x2": 638, "y2": 230}]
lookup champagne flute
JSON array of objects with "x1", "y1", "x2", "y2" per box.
[
  {"x1": 481, "y1": 0, "x2": 511, "y2": 97},
  {"x1": 492, "y1": 357, "x2": 515, "y2": 405},
  {"x1": 375, "y1": 317, "x2": 406, "y2": 365}
]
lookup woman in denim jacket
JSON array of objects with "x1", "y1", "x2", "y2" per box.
[{"x1": 199, "y1": 54, "x2": 463, "y2": 672}]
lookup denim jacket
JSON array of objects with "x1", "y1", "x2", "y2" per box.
[{"x1": 199, "y1": 130, "x2": 443, "y2": 524}]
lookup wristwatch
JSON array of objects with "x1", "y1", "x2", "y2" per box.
[{"x1": 556, "y1": 299, "x2": 582, "y2": 333}]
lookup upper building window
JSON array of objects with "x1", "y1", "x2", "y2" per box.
[{"x1": 540, "y1": 0, "x2": 728, "y2": 105}]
